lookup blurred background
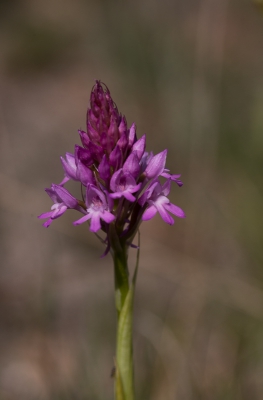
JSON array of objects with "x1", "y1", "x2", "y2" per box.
[{"x1": 1, "y1": 0, "x2": 263, "y2": 399}]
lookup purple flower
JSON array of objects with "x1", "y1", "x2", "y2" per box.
[
  {"x1": 74, "y1": 184, "x2": 115, "y2": 232},
  {"x1": 110, "y1": 169, "x2": 141, "y2": 202},
  {"x1": 139, "y1": 180, "x2": 185, "y2": 225},
  {"x1": 38, "y1": 184, "x2": 80, "y2": 227}
]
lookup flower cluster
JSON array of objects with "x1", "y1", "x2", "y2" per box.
[{"x1": 38, "y1": 81, "x2": 185, "y2": 248}]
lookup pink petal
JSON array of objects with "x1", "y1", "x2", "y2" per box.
[
  {"x1": 162, "y1": 179, "x2": 171, "y2": 196},
  {"x1": 142, "y1": 205, "x2": 157, "y2": 221},
  {"x1": 129, "y1": 182, "x2": 142, "y2": 193},
  {"x1": 52, "y1": 185, "x2": 78, "y2": 208},
  {"x1": 38, "y1": 211, "x2": 53, "y2": 219},
  {"x1": 76, "y1": 159, "x2": 93, "y2": 186},
  {"x1": 144, "y1": 149, "x2": 167, "y2": 179},
  {"x1": 78, "y1": 130, "x2": 90, "y2": 148},
  {"x1": 98, "y1": 155, "x2": 111, "y2": 181},
  {"x1": 100, "y1": 211, "x2": 115, "y2": 224},
  {"x1": 131, "y1": 134, "x2": 146, "y2": 160},
  {"x1": 123, "y1": 192, "x2": 136, "y2": 202},
  {"x1": 43, "y1": 218, "x2": 52, "y2": 228},
  {"x1": 110, "y1": 169, "x2": 122, "y2": 192},
  {"x1": 128, "y1": 123, "x2": 136, "y2": 147},
  {"x1": 109, "y1": 145, "x2": 122, "y2": 169},
  {"x1": 156, "y1": 204, "x2": 174, "y2": 225},
  {"x1": 59, "y1": 176, "x2": 70, "y2": 186},
  {"x1": 164, "y1": 203, "x2": 185, "y2": 218},
  {"x1": 52, "y1": 205, "x2": 67, "y2": 219},
  {"x1": 90, "y1": 213, "x2": 101, "y2": 232},
  {"x1": 123, "y1": 152, "x2": 140, "y2": 177},
  {"x1": 60, "y1": 154, "x2": 77, "y2": 180},
  {"x1": 109, "y1": 192, "x2": 122, "y2": 199},
  {"x1": 73, "y1": 214, "x2": 91, "y2": 226}
]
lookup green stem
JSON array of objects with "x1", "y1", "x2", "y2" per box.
[
  {"x1": 113, "y1": 245, "x2": 129, "y2": 316},
  {"x1": 111, "y1": 230, "x2": 140, "y2": 400}
]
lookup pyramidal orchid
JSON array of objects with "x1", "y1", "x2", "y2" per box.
[{"x1": 38, "y1": 81, "x2": 185, "y2": 400}]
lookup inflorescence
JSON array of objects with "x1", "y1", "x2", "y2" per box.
[{"x1": 38, "y1": 81, "x2": 185, "y2": 251}]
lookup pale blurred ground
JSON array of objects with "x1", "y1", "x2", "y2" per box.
[{"x1": 1, "y1": 0, "x2": 263, "y2": 399}]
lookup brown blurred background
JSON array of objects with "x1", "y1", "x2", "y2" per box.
[{"x1": 1, "y1": 0, "x2": 263, "y2": 399}]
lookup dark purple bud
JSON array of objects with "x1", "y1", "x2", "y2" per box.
[
  {"x1": 108, "y1": 113, "x2": 119, "y2": 142},
  {"x1": 119, "y1": 116, "x2": 127, "y2": 136},
  {"x1": 117, "y1": 132, "x2": 128, "y2": 150},
  {"x1": 109, "y1": 145, "x2": 122, "y2": 170},
  {"x1": 87, "y1": 121, "x2": 100, "y2": 142},
  {"x1": 100, "y1": 131, "x2": 115, "y2": 154},
  {"x1": 128, "y1": 123, "x2": 137, "y2": 148},
  {"x1": 90, "y1": 91, "x2": 101, "y2": 117},
  {"x1": 131, "y1": 134, "x2": 146, "y2": 160},
  {"x1": 98, "y1": 155, "x2": 111, "y2": 181},
  {"x1": 88, "y1": 141, "x2": 104, "y2": 163},
  {"x1": 75, "y1": 145, "x2": 93, "y2": 167},
  {"x1": 87, "y1": 109, "x2": 97, "y2": 128},
  {"x1": 86, "y1": 81, "x2": 122, "y2": 151},
  {"x1": 78, "y1": 130, "x2": 90, "y2": 148},
  {"x1": 144, "y1": 149, "x2": 167, "y2": 179},
  {"x1": 76, "y1": 158, "x2": 94, "y2": 186},
  {"x1": 123, "y1": 152, "x2": 140, "y2": 178}
]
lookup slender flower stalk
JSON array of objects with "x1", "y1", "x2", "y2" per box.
[{"x1": 38, "y1": 81, "x2": 185, "y2": 400}]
